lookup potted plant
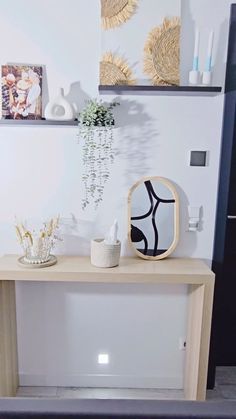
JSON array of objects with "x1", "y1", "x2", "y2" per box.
[{"x1": 78, "y1": 99, "x2": 119, "y2": 210}]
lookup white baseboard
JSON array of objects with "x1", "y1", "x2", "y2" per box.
[{"x1": 19, "y1": 373, "x2": 183, "y2": 389}]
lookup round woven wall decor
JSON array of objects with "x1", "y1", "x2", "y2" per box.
[
  {"x1": 100, "y1": 53, "x2": 136, "y2": 85},
  {"x1": 101, "y1": 0, "x2": 138, "y2": 30},
  {"x1": 144, "y1": 17, "x2": 180, "y2": 86}
]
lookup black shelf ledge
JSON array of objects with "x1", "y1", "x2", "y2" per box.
[
  {"x1": 0, "y1": 118, "x2": 78, "y2": 126},
  {"x1": 99, "y1": 85, "x2": 222, "y2": 96}
]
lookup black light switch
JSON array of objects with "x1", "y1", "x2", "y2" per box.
[{"x1": 190, "y1": 151, "x2": 207, "y2": 167}]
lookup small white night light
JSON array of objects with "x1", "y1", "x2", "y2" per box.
[{"x1": 98, "y1": 353, "x2": 109, "y2": 364}]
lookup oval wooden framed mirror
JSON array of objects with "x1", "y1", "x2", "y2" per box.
[{"x1": 128, "y1": 176, "x2": 179, "y2": 260}]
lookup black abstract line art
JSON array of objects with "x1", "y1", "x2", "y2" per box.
[
  {"x1": 131, "y1": 180, "x2": 175, "y2": 256},
  {"x1": 131, "y1": 225, "x2": 148, "y2": 255}
]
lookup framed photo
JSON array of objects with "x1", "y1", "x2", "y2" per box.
[{"x1": 1, "y1": 64, "x2": 42, "y2": 120}]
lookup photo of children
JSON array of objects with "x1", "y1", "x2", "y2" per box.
[{"x1": 1, "y1": 65, "x2": 42, "y2": 120}]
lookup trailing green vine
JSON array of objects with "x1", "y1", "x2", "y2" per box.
[{"x1": 78, "y1": 99, "x2": 119, "y2": 210}]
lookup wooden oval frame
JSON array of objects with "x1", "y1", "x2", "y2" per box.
[{"x1": 127, "y1": 176, "x2": 180, "y2": 260}]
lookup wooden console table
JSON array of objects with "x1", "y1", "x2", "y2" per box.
[{"x1": 0, "y1": 255, "x2": 214, "y2": 401}]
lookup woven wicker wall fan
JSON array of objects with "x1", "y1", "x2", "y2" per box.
[
  {"x1": 101, "y1": 0, "x2": 138, "y2": 30},
  {"x1": 144, "y1": 17, "x2": 180, "y2": 86},
  {"x1": 100, "y1": 53, "x2": 136, "y2": 85}
]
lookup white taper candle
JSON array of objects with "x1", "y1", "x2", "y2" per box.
[
  {"x1": 207, "y1": 30, "x2": 214, "y2": 58},
  {"x1": 194, "y1": 28, "x2": 200, "y2": 58}
]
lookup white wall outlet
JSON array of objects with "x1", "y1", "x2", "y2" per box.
[
  {"x1": 179, "y1": 337, "x2": 187, "y2": 351},
  {"x1": 188, "y1": 206, "x2": 201, "y2": 232}
]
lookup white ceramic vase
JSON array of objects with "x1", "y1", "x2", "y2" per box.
[{"x1": 44, "y1": 88, "x2": 74, "y2": 121}]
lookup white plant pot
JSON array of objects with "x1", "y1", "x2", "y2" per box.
[{"x1": 91, "y1": 239, "x2": 121, "y2": 268}]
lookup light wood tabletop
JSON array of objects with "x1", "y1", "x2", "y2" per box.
[{"x1": 0, "y1": 255, "x2": 214, "y2": 283}]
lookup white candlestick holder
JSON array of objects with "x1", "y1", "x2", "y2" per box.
[
  {"x1": 189, "y1": 70, "x2": 201, "y2": 85},
  {"x1": 202, "y1": 70, "x2": 212, "y2": 86}
]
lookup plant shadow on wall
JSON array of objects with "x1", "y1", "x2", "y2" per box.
[
  {"x1": 78, "y1": 99, "x2": 119, "y2": 210},
  {"x1": 57, "y1": 215, "x2": 90, "y2": 256},
  {"x1": 57, "y1": 215, "x2": 110, "y2": 256},
  {"x1": 113, "y1": 98, "x2": 160, "y2": 187}
]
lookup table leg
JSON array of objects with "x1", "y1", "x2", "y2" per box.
[
  {"x1": 0, "y1": 280, "x2": 18, "y2": 396},
  {"x1": 184, "y1": 279, "x2": 214, "y2": 400}
]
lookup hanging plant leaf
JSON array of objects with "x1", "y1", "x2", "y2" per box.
[{"x1": 78, "y1": 99, "x2": 119, "y2": 210}]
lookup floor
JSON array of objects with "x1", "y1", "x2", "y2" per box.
[{"x1": 16, "y1": 367, "x2": 236, "y2": 400}]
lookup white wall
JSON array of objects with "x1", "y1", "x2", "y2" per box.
[{"x1": 0, "y1": 0, "x2": 231, "y2": 388}]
